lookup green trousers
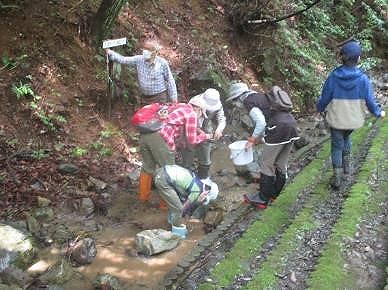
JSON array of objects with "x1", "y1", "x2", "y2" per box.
[
  {"x1": 154, "y1": 167, "x2": 183, "y2": 226},
  {"x1": 139, "y1": 132, "x2": 175, "y2": 175}
]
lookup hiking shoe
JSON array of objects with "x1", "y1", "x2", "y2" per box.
[
  {"x1": 243, "y1": 193, "x2": 268, "y2": 209},
  {"x1": 254, "y1": 202, "x2": 267, "y2": 209},
  {"x1": 243, "y1": 192, "x2": 258, "y2": 202}
]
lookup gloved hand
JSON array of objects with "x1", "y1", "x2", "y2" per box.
[{"x1": 381, "y1": 111, "x2": 386, "y2": 118}]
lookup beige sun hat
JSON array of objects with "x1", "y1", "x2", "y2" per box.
[
  {"x1": 189, "y1": 95, "x2": 208, "y2": 118},
  {"x1": 226, "y1": 82, "x2": 250, "y2": 102},
  {"x1": 201, "y1": 88, "x2": 222, "y2": 112}
]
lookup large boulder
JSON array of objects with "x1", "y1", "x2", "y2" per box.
[
  {"x1": 134, "y1": 229, "x2": 180, "y2": 256},
  {"x1": 0, "y1": 223, "x2": 36, "y2": 270}
]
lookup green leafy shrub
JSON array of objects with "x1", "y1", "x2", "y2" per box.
[
  {"x1": 90, "y1": 138, "x2": 113, "y2": 158},
  {"x1": 32, "y1": 149, "x2": 49, "y2": 160},
  {"x1": 1, "y1": 54, "x2": 28, "y2": 70},
  {"x1": 11, "y1": 80, "x2": 67, "y2": 131},
  {"x1": 12, "y1": 81, "x2": 34, "y2": 99},
  {"x1": 71, "y1": 147, "x2": 88, "y2": 157},
  {"x1": 100, "y1": 127, "x2": 115, "y2": 138},
  {"x1": 240, "y1": 0, "x2": 386, "y2": 110}
]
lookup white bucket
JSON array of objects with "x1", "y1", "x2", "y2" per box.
[{"x1": 228, "y1": 140, "x2": 253, "y2": 166}]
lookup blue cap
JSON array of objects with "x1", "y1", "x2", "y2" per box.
[{"x1": 340, "y1": 40, "x2": 361, "y2": 60}]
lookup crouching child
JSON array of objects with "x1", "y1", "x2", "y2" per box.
[{"x1": 154, "y1": 165, "x2": 219, "y2": 238}]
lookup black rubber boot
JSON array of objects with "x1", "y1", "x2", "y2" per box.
[
  {"x1": 197, "y1": 165, "x2": 210, "y2": 179},
  {"x1": 272, "y1": 169, "x2": 286, "y2": 201},
  {"x1": 243, "y1": 174, "x2": 276, "y2": 209},
  {"x1": 330, "y1": 167, "x2": 342, "y2": 189},
  {"x1": 260, "y1": 174, "x2": 276, "y2": 199}
]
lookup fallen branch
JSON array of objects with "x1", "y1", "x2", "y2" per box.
[{"x1": 247, "y1": 0, "x2": 321, "y2": 25}]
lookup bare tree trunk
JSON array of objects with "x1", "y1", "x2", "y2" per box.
[{"x1": 91, "y1": 0, "x2": 126, "y2": 48}]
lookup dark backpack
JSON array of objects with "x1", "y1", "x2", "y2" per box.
[
  {"x1": 130, "y1": 103, "x2": 174, "y2": 133},
  {"x1": 265, "y1": 86, "x2": 293, "y2": 112}
]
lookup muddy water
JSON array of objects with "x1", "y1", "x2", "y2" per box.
[
  {"x1": 77, "y1": 220, "x2": 206, "y2": 289},
  {"x1": 27, "y1": 144, "x2": 252, "y2": 289},
  {"x1": 31, "y1": 201, "x2": 207, "y2": 289}
]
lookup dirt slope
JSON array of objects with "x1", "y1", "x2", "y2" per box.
[
  {"x1": 0, "y1": 0, "x2": 261, "y2": 216},
  {"x1": 0, "y1": 1, "x2": 260, "y2": 289},
  {"x1": 1, "y1": 1, "x2": 387, "y2": 290}
]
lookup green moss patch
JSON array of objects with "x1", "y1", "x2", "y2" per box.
[
  {"x1": 307, "y1": 119, "x2": 387, "y2": 289},
  {"x1": 199, "y1": 122, "x2": 372, "y2": 289}
]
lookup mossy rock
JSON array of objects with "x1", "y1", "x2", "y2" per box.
[
  {"x1": 188, "y1": 67, "x2": 228, "y2": 98},
  {"x1": 0, "y1": 284, "x2": 23, "y2": 290},
  {"x1": 31, "y1": 207, "x2": 55, "y2": 222},
  {"x1": 0, "y1": 223, "x2": 37, "y2": 270},
  {"x1": 94, "y1": 274, "x2": 122, "y2": 290},
  {"x1": 39, "y1": 259, "x2": 74, "y2": 285}
]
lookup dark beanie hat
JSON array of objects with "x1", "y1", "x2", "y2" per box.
[{"x1": 340, "y1": 40, "x2": 362, "y2": 61}]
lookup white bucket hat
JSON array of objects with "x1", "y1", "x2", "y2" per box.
[
  {"x1": 189, "y1": 95, "x2": 208, "y2": 118},
  {"x1": 201, "y1": 88, "x2": 222, "y2": 112},
  {"x1": 226, "y1": 82, "x2": 249, "y2": 102},
  {"x1": 201, "y1": 178, "x2": 219, "y2": 204}
]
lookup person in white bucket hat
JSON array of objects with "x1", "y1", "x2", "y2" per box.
[
  {"x1": 181, "y1": 88, "x2": 226, "y2": 179},
  {"x1": 154, "y1": 165, "x2": 219, "y2": 238},
  {"x1": 202, "y1": 88, "x2": 223, "y2": 111}
]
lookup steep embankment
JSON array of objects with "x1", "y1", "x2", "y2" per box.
[{"x1": 0, "y1": 0, "x2": 241, "y2": 214}]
